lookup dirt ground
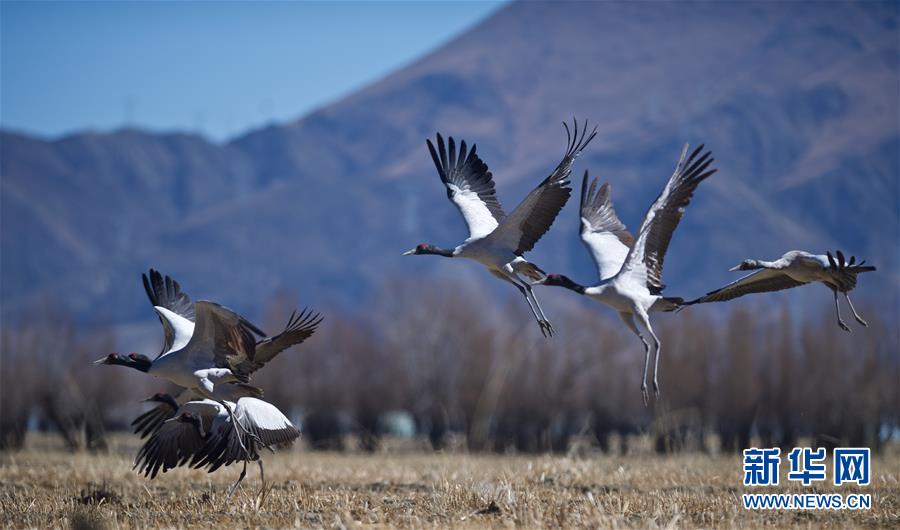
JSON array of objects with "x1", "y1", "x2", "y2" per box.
[{"x1": 1, "y1": 435, "x2": 898, "y2": 529}]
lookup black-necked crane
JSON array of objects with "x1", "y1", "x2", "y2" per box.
[
  {"x1": 131, "y1": 387, "x2": 257, "y2": 439},
  {"x1": 683, "y1": 250, "x2": 876, "y2": 331},
  {"x1": 96, "y1": 269, "x2": 320, "y2": 454},
  {"x1": 536, "y1": 144, "x2": 717, "y2": 404},
  {"x1": 96, "y1": 269, "x2": 322, "y2": 399},
  {"x1": 133, "y1": 395, "x2": 299, "y2": 497},
  {"x1": 131, "y1": 391, "x2": 183, "y2": 439},
  {"x1": 403, "y1": 119, "x2": 597, "y2": 336}
]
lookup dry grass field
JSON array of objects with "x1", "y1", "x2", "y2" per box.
[{"x1": 1, "y1": 435, "x2": 898, "y2": 529}]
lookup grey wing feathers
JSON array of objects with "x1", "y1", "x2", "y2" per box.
[
  {"x1": 579, "y1": 172, "x2": 634, "y2": 280},
  {"x1": 190, "y1": 301, "x2": 265, "y2": 380},
  {"x1": 492, "y1": 118, "x2": 596, "y2": 255},
  {"x1": 143, "y1": 269, "x2": 195, "y2": 321},
  {"x1": 686, "y1": 269, "x2": 807, "y2": 304},
  {"x1": 427, "y1": 133, "x2": 506, "y2": 222},
  {"x1": 131, "y1": 390, "x2": 197, "y2": 439},
  {"x1": 514, "y1": 118, "x2": 596, "y2": 254},
  {"x1": 826, "y1": 250, "x2": 877, "y2": 292},
  {"x1": 194, "y1": 424, "x2": 299, "y2": 473},
  {"x1": 191, "y1": 407, "x2": 300, "y2": 473},
  {"x1": 554, "y1": 118, "x2": 599, "y2": 192},
  {"x1": 580, "y1": 172, "x2": 634, "y2": 247},
  {"x1": 249, "y1": 309, "x2": 323, "y2": 372},
  {"x1": 132, "y1": 401, "x2": 178, "y2": 440},
  {"x1": 134, "y1": 418, "x2": 206, "y2": 479},
  {"x1": 628, "y1": 143, "x2": 717, "y2": 293}
]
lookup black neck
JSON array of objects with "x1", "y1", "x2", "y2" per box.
[
  {"x1": 131, "y1": 358, "x2": 152, "y2": 372},
  {"x1": 110, "y1": 357, "x2": 151, "y2": 373},
  {"x1": 424, "y1": 246, "x2": 454, "y2": 257},
  {"x1": 555, "y1": 275, "x2": 587, "y2": 295},
  {"x1": 160, "y1": 394, "x2": 178, "y2": 409}
]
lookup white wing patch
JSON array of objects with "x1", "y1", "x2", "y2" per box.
[
  {"x1": 581, "y1": 217, "x2": 630, "y2": 281},
  {"x1": 449, "y1": 184, "x2": 500, "y2": 240},
  {"x1": 236, "y1": 397, "x2": 294, "y2": 431},
  {"x1": 155, "y1": 306, "x2": 195, "y2": 357},
  {"x1": 179, "y1": 399, "x2": 223, "y2": 421}
]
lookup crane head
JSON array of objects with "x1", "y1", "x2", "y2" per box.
[
  {"x1": 94, "y1": 351, "x2": 152, "y2": 372},
  {"x1": 729, "y1": 260, "x2": 758, "y2": 271},
  {"x1": 402, "y1": 244, "x2": 453, "y2": 257},
  {"x1": 402, "y1": 243, "x2": 429, "y2": 256},
  {"x1": 142, "y1": 393, "x2": 179, "y2": 409},
  {"x1": 128, "y1": 352, "x2": 151, "y2": 363},
  {"x1": 94, "y1": 352, "x2": 123, "y2": 365},
  {"x1": 177, "y1": 412, "x2": 205, "y2": 435}
]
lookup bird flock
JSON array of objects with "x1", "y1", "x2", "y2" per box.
[
  {"x1": 98, "y1": 117, "x2": 875, "y2": 495},
  {"x1": 96, "y1": 270, "x2": 321, "y2": 498}
]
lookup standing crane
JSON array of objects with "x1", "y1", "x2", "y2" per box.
[{"x1": 133, "y1": 395, "x2": 299, "y2": 498}]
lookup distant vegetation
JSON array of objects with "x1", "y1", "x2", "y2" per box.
[{"x1": 2, "y1": 278, "x2": 896, "y2": 454}]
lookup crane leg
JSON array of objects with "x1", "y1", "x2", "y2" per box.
[
  {"x1": 521, "y1": 280, "x2": 554, "y2": 337},
  {"x1": 843, "y1": 293, "x2": 868, "y2": 327},
  {"x1": 833, "y1": 290, "x2": 851, "y2": 332},
  {"x1": 647, "y1": 325, "x2": 662, "y2": 399},
  {"x1": 514, "y1": 281, "x2": 546, "y2": 336},
  {"x1": 619, "y1": 312, "x2": 651, "y2": 406},
  {"x1": 634, "y1": 309, "x2": 661, "y2": 401},
  {"x1": 227, "y1": 459, "x2": 248, "y2": 498},
  {"x1": 218, "y1": 400, "x2": 250, "y2": 457},
  {"x1": 215, "y1": 399, "x2": 262, "y2": 460},
  {"x1": 259, "y1": 459, "x2": 265, "y2": 493},
  {"x1": 490, "y1": 270, "x2": 550, "y2": 337},
  {"x1": 254, "y1": 459, "x2": 271, "y2": 509}
]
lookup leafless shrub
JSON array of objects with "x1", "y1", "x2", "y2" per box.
[
  {"x1": 1, "y1": 298, "x2": 123, "y2": 451},
  {"x1": 3, "y1": 276, "x2": 896, "y2": 455}
]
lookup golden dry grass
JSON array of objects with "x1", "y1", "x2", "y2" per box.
[{"x1": 1, "y1": 435, "x2": 898, "y2": 529}]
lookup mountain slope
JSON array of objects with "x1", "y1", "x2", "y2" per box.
[{"x1": 2, "y1": 0, "x2": 897, "y2": 325}]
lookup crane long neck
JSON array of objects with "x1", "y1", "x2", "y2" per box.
[
  {"x1": 111, "y1": 356, "x2": 151, "y2": 373},
  {"x1": 758, "y1": 260, "x2": 785, "y2": 270},
  {"x1": 425, "y1": 246, "x2": 454, "y2": 257},
  {"x1": 739, "y1": 259, "x2": 777, "y2": 271},
  {"x1": 555, "y1": 275, "x2": 587, "y2": 294}
]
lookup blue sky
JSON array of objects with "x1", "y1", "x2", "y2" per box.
[{"x1": 1, "y1": 1, "x2": 505, "y2": 142}]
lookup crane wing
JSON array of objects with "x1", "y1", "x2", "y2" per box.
[
  {"x1": 151, "y1": 307, "x2": 195, "y2": 360},
  {"x1": 579, "y1": 172, "x2": 633, "y2": 281},
  {"x1": 687, "y1": 269, "x2": 807, "y2": 304},
  {"x1": 487, "y1": 119, "x2": 596, "y2": 255},
  {"x1": 133, "y1": 400, "x2": 221, "y2": 479},
  {"x1": 426, "y1": 134, "x2": 506, "y2": 240},
  {"x1": 616, "y1": 144, "x2": 716, "y2": 292},
  {"x1": 131, "y1": 389, "x2": 195, "y2": 439},
  {"x1": 143, "y1": 269, "x2": 196, "y2": 358},
  {"x1": 184, "y1": 301, "x2": 265, "y2": 378},
  {"x1": 192, "y1": 398, "x2": 299, "y2": 472},
  {"x1": 236, "y1": 309, "x2": 323, "y2": 375},
  {"x1": 234, "y1": 397, "x2": 300, "y2": 447}
]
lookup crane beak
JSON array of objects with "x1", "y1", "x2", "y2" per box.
[
  {"x1": 728, "y1": 263, "x2": 743, "y2": 272},
  {"x1": 531, "y1": 278, "x2": 547, "y2": 286},
  {"x1": 93, "y1": 356, "x2": 109, "y2": 365},
  {"x1": 401, "y1": 248, "x2": 416, "y2": 256}
]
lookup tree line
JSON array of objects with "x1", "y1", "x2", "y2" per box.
[{"x1": 1, "y1": 279, "x2": 896, "y2": 453}]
